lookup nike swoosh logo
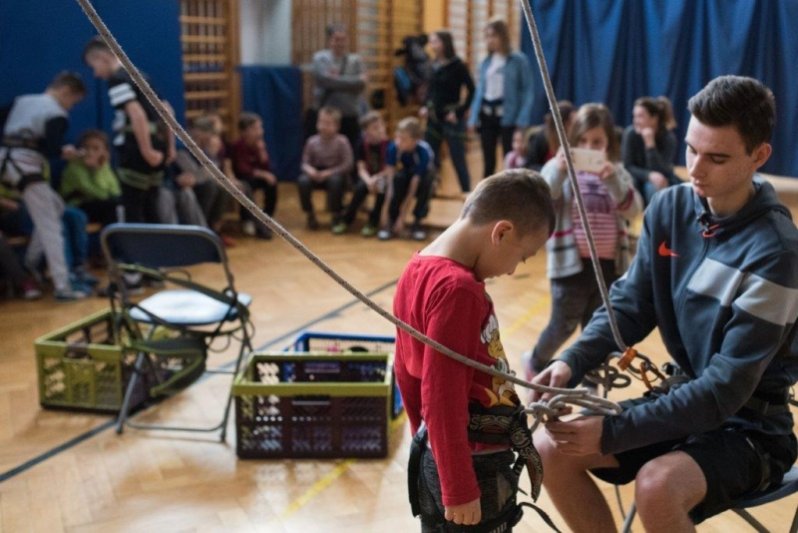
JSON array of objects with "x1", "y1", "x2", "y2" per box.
[{"x1": 659, "y1": 241, "x2": 679, "y2": 258}]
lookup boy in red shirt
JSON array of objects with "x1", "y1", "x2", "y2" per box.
[
  {"x1": 231, "y1": 112, "x2": 278, "y2": 239},
  {"x1": 393, "y1": 169, "x2": 555, "y2": 531}
]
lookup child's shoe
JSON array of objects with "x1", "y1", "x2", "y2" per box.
[
  {"x1": 241, "y1": 220, "x2": 256, "y2": 237},
  {"x1": 377, "y1": 229, "x2": 393, "y2": 241},
  {"x1": 361, "y1": 224, "x2": 378, "y2": 237},
  {"x1": 410, "y1": 222, "x2": 427, "y2": 241},
  {"x1": 20, "y1": 278, "x2": 42, "y2": 300},
  {"x1": 331, "y1": 222, "x2": 348, "y2": 235},
  {"x1": 307, "y1": 213, "x2": 320, "y2": 230},
  {"x1": 55, "y1": 287, "x2": 90, "y2": 301}
]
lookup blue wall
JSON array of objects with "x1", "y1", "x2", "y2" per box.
[
  {"x1": 521, "y1": 0, "x2": 798, "y2": 177},
  {"x1": 0, "y1": 0, "x2": 185, "y2": 146}
]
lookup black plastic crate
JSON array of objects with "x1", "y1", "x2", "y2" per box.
[{"x1": 234, "y1": 352, "x2": 393, "y2": 459}]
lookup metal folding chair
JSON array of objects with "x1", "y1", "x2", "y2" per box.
[{"x1": 101, "y1": 223, "x2": 253, "y2": 442}]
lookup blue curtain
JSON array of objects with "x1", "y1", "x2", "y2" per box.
[
  {"x1": 521, "y1": 0, "x2": 798, "y2": 177},
  {"x1": 0, "y1": 1, "x2": 185, "y2": 144},
  {"x1": 238, "y1": 66, "x2": 303, "y2": 182}
]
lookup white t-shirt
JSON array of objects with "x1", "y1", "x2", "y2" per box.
[{"x1": 484, "y1": 53, "x2": 507, "y2": 101}]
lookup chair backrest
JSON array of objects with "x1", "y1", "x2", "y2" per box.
[
  {"x1": 101, "y1": 223, "x2": 235, "y2": 286},
  {"x1": 102, "y1": 223, "x2": 225, "y2": 267}
]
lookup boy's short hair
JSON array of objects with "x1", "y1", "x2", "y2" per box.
[
  {"x1": 396, "y1": 117, "x2": 423, "y2": 140},
  {"x1": 688, "y1": 75, "x2": 775, "y2": 154},
  {"x1": 77, "y1": 129, "x2": 109, "y2": 149},
  {"x1": 82, "y1": 36, "x2": 112, "y2": 61},
  {"x1": 461, "y1": 169, "x2": 555, "y2": 236},
  {"x1": 359, "y1": 110, "x2": 383, "y2": 129},
  {"x1": 318, "y1": 106, "x2": 342, "y2": 125},
  {"x1": 49, "y1": 71, "x2": 87, "y2": 96},
  {"x1": 238, "y1": 111, "x2": 262, "y2": 131}
]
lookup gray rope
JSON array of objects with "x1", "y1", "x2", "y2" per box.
[
  {"x1": 74, "y1": 0, "x2": 620, "y2": 418},
  {"x1": 519, "y1": 0, "x2": 628, "y2": 354}
]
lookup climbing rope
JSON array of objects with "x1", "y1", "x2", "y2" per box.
[{"x1": 74, "y1": 0, "x2": 620, "y2": 419}]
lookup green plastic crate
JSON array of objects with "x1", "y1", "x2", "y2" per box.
[
  {"x1": 233, "y1": 352, "x2": 394, "y2": 459},
  {"x1": 34, "y1": 309, "x2": 148, "y2": 413}
]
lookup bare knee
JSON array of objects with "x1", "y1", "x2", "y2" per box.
[{"x1": 635, "y1": 456, "x2": 704, "y2": 517}]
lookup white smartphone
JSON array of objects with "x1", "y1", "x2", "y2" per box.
[{"x1": 570, "y1": 148, "x2": 606, "y2": 173}]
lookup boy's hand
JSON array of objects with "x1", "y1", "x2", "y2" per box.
[
  {"x1": 176, "y1": 173, "x2": 196, "y2": 189},
  {"x1": 61, "y1": 144, "x2": 80, "y2": 160},
  {"x1": 530, "y1": 361, "x2": 572, "y2": 402},
  {"x1": 143, "y1": 148, "x2": 164, "y2": 168},
  {"x1": 544, "y1": 416, "x2": 604, "y2": 456},
  {"x1": 257, "y1": 171, "x2": 277, "y2": 186},
  {"x1": 445, "y1": 498, "x2": 481, "y2": 525},
  {"x1": 315, "y1": 169, "x2": 331, "y2": 181},
  {"x1": 418, "y1": 106, "x2": 429, "y2": 119},
  {"x1": 0, "y1": 198, "x2": 20, "y2": 212},
  {"x1": 445, "y1": 111, "x2": 457, "y2": 124}
]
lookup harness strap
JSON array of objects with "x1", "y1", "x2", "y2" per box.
[
  {"x1": 468, "y1": 404, "x2": 543, "y2": 501},
  {"x1": 408, "y1": 423, "x2": 427, "y2": 517}
]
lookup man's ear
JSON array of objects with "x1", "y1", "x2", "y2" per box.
[
  {"x1": 752, "y1": 142, "x2": 772, "y2": 169},
  {"x1": 490, "y1": 220, "x2": 514, "y2": 245}
]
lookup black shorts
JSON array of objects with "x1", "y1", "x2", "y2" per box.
[{"x1": 591, "y1": 399, "x2": 797, "y2": 523}]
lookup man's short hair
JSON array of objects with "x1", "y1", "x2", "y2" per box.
[
  {"x1": 238, "y1": 111, "x2": 262, "y2": 131},
  {"x1": 49, "y1": 71, "x2": 87, "y2": 96},
  {"x1": 396, "y1": 117, "x2": 423, "y2": 140},
  {"x1": 461, "y1": 169, "x2": 555, "y2": 236},
  {"x1": 359, "y1": 110, "x2": 383, "y2": 129},
  {"x1": 82, "y1": 36, "x2": 112, "y2": 61},
  {"x1": 318, "y1": 106, "x2": 342, "y2": 125},
  {"x1": 688, "y1": 75, "x2": 775, "y2": 154}
]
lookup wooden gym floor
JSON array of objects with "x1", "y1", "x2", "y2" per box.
[{"x1": 1, "y1": 155, "x2": 797, "y2": 532}]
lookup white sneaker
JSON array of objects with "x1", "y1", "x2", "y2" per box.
[
  {"x1": 377, "y1": 229, "x2": 392, "y2": 241},
  {"x1": 242, "y1": 220, "x2": 256, "y2": 236}
]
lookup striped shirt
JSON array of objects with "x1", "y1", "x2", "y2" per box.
[{"x1": 571, "y1": 171, "x2": 619, "y2": 260}]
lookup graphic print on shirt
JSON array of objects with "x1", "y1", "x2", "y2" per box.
[{"x1": 479, "y1": 312, "x2": 519, "y2": 407}]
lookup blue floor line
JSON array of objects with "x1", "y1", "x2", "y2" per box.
[{"x1": 0, "y1": 278, "x2": 398, "y2": 485}]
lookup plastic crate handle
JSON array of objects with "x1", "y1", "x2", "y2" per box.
[{"x1": 292, "y1": 398, "x2": 332, "y2": 407}]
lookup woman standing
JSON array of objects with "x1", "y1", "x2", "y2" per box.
[
  {"x1": 468, "y1": 18, "x2": 534, "y2": 179},
  {"x1": 421, "y1": 30, "x2": 475, "y2": 193}
]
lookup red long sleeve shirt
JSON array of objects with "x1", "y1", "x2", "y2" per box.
[
  {"x1": 231, "y1": 138, "x2": 270, "y2": 178},
  {"x1": 393, "y1": 254, "x2": 520, "y2": 506}
]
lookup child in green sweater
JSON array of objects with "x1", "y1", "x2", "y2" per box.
[{"x1": 61, "y1": 130, "x2": 121, "y2": 225}]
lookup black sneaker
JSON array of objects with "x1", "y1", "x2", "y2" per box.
[
  {"x1": 307, "y1": 214, "x2": 320, "y2": 230},
  {"x1": 411, "y1": 222, "x2": 427, "y2": 241}
]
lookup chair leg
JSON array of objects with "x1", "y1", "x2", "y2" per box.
[
  {"x1": 731, "y1": 509, "x2": 769, "y2": 533},
  {"x1": 116, "y1": 351, "x2": 147, "y2": 434},
  {"x1": 621, "y1": 502, "x2": 637, "y2": 533}
]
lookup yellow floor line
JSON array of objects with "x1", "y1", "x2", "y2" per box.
[{"x1": 503, "y1": 294, "x2": 552, "y2": 338}]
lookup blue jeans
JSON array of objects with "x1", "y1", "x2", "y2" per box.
[{"x1": 426, "y1": 117, "x2": 471, "y2": 193}]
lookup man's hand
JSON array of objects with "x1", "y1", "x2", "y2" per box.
[
  {"x1": 445, "y1": 497, "x2": 481, "y2": 526},
  {"x1": 544, "y1": 415, "x2": 604, "y2": 456},
  {"x1": 142, "y1": 148, "x2": 164, "y2": 168},
  {"x1": 531, "y1": 361, "x2": 572, "y2": 402}
]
